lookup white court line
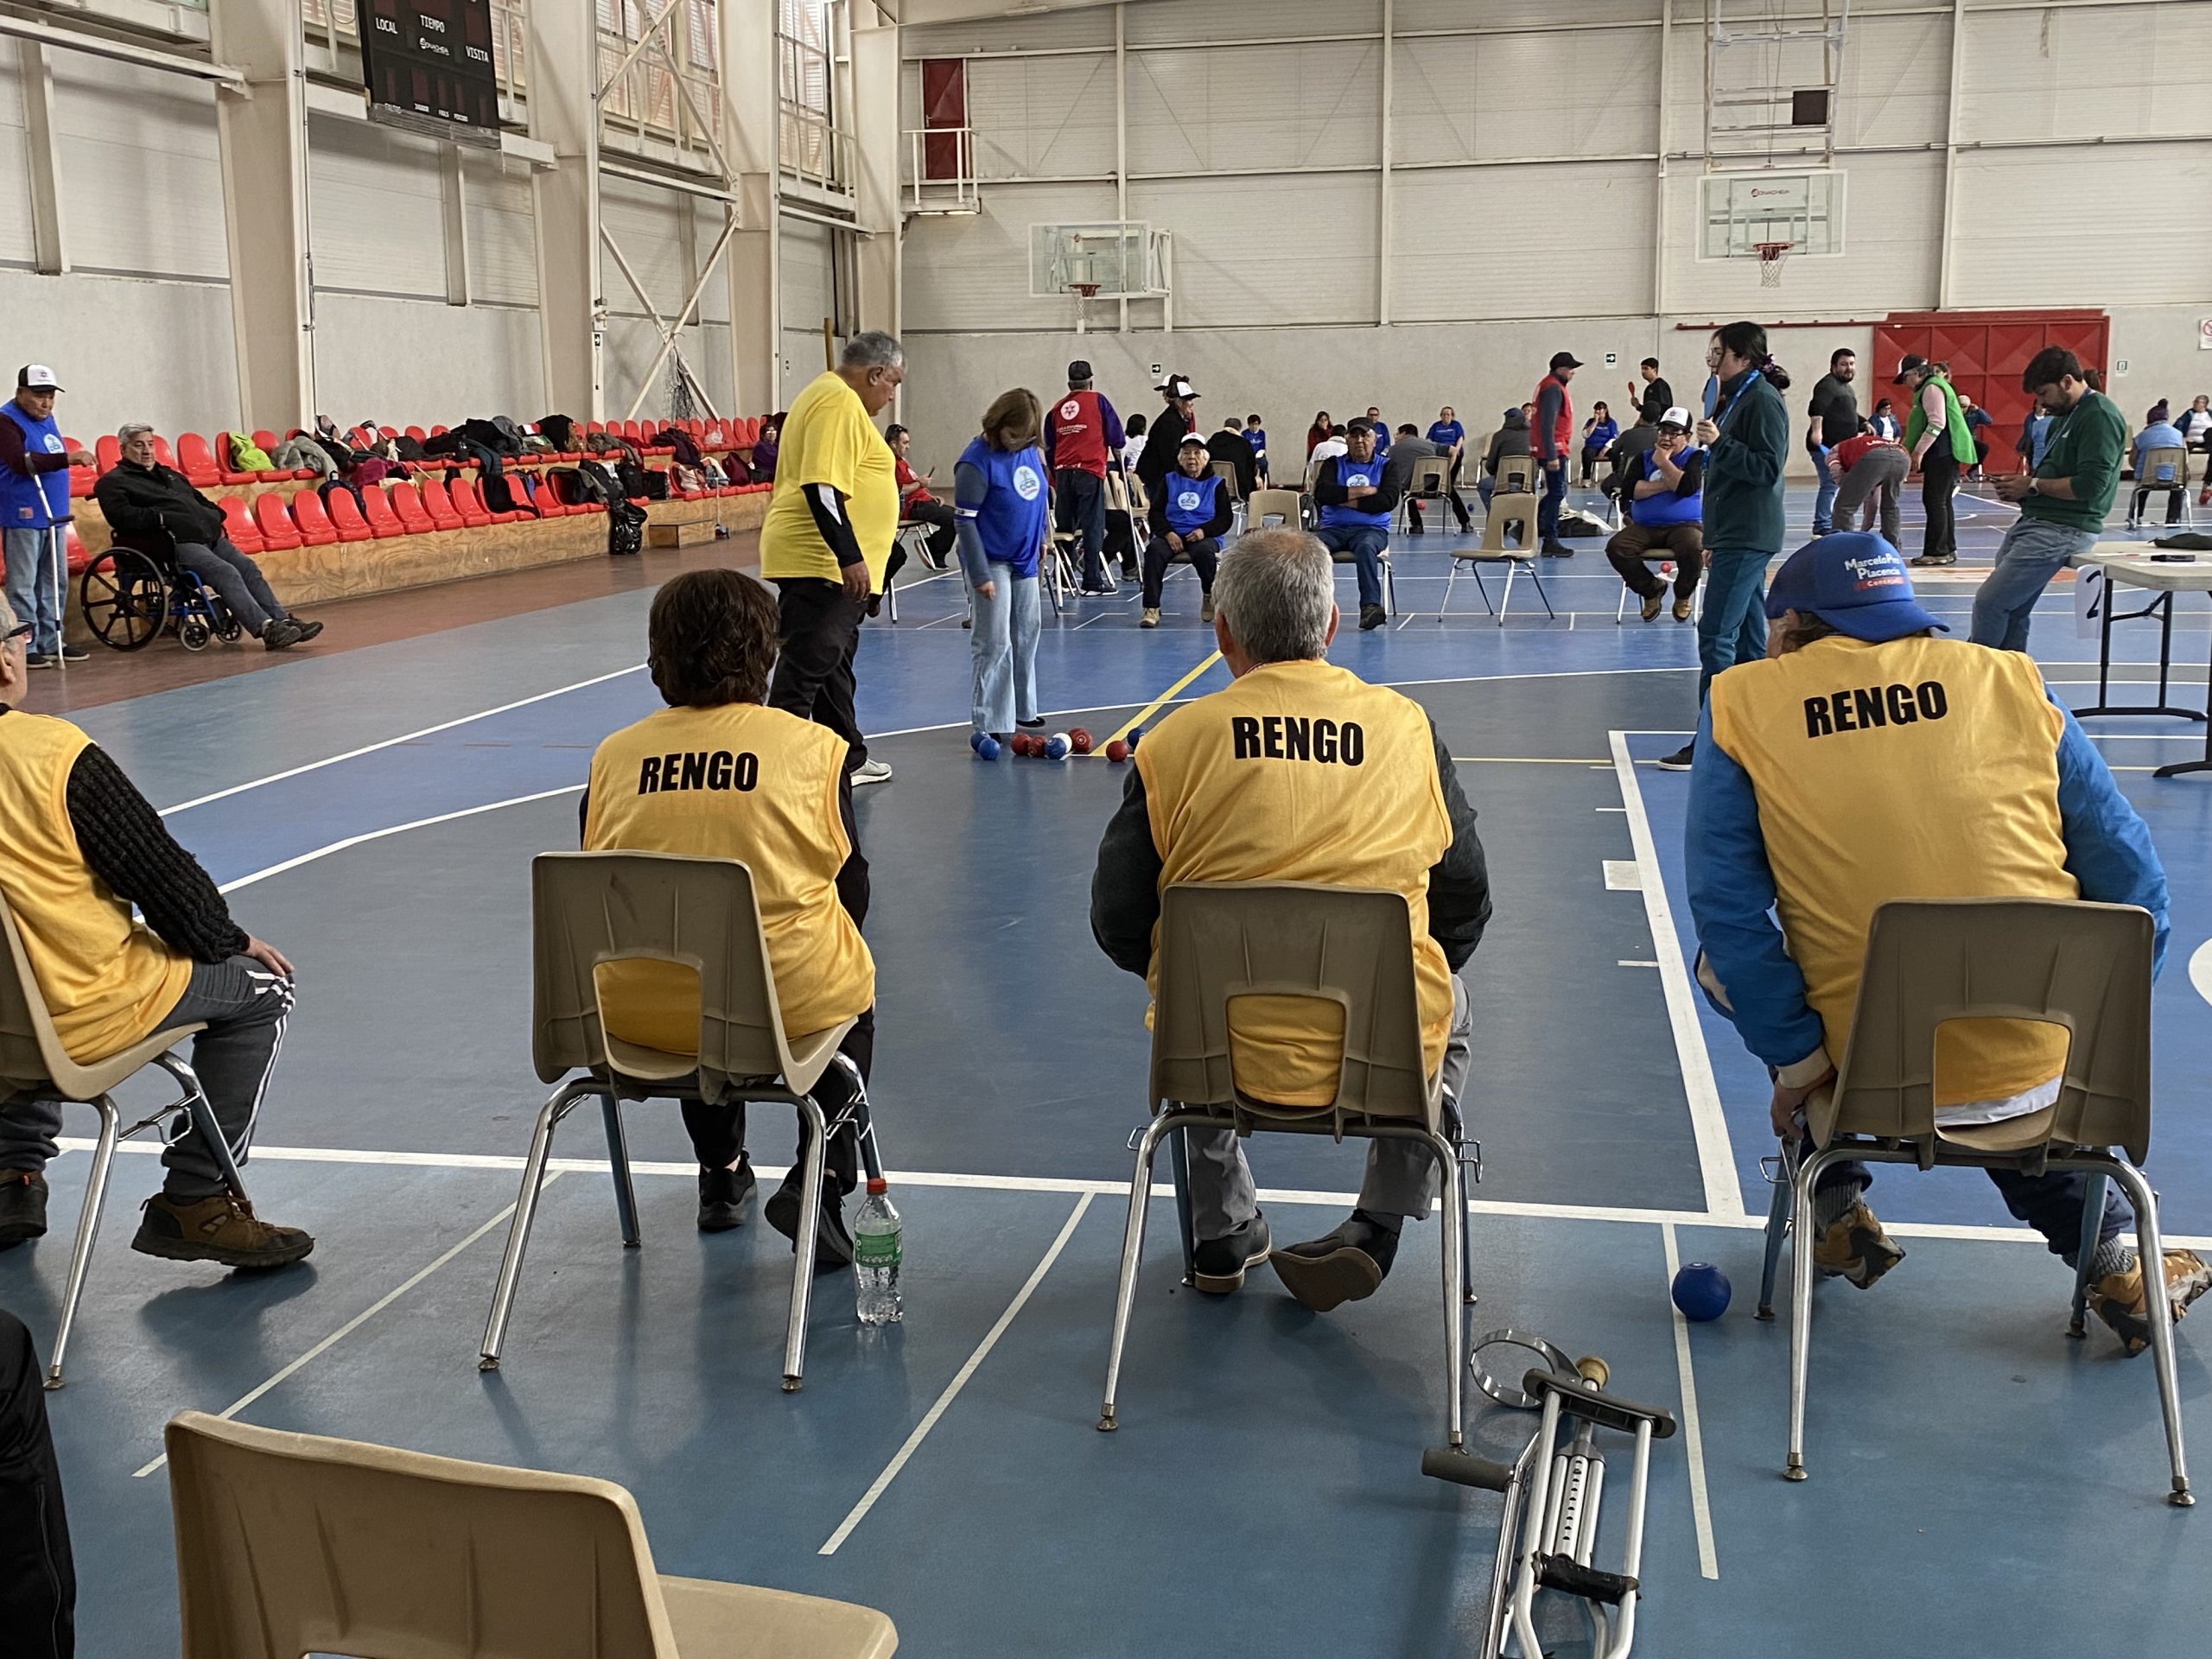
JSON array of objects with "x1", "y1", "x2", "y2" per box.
[
  {"x1": 1659, "y1": 1222, "x2": 1721, "y2": 1581},
  {"x1": 160, "y1": 664, "x2": 645, "y2": 815},
  {"x1": 2192, "y1": 939, "x2": 2212, "y2": 1010},
  {"x1": 818, "y1": 1191, "x2": 1094, "y2": 1555},
  {"x1": 215, "y1": 786, "x2": 585, "y2": 896},
  {"x1": 1610, "y1": 730, "x2": 1742, "y2": 1221},
  {"x1": 130, "y1": 1181, "x2": 550, "y2": 1478}
]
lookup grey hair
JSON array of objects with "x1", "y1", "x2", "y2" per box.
[
  {"x1": 0, "y1": 591, "x2": 17, "y2": 634},
  {"x1": 1214, "y1": 528, "x2": 1335, "y2": 665},
  {"x1": 840, "y1": 331, "x2": 905, "y2": 372},
  {"x1": 118, "y1": 423, "x2": 155, "y2": 445}
]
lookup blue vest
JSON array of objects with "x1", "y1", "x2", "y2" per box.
[
  {"x1": 1630, "y1": 446, "x2": 1704, "y2": 528},
  {"x1": 1162, "y1": 472, "x2": 1224, "y2": 537},
  {"x1": 0, "y1": 402, "x2": 72, "y2": 531},
  {"x1": 1319, "y1": 459, "x2": 1391, "y2": 531},
  {"x1": 958, "y1": 436, "x2": 1048, "y2": 577}
]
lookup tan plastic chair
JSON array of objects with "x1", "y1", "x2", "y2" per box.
[
  {"x1": 480, "y1": 852, "x2": 862, "y2": 1391},
  {"x1": 0, "y1": 895, "x2": 246, "y2": 1389},
  {"x1": 1496, "y1": 454, "x2": 1538, "y2": 496},
  {"x1": 1440, "y1": 493, "x2": 1554, "y2": 626},
  {"x1": 2127, "y1": 446, "x2": 2195, "y2": 531},
  {"x1": 165, "y1": 1410, "x2": 899, "y2": 1659},
  {"x1": 1242, "y1": 487, "x2": 1305, "y2": 532},
  {"x1": 1395, "y1": 456, "x2": 1453, "y2": 535},
  {"x1": 1210, "y1": 458, "x2": 1243, "y2": 500},
  {"x1": 1097, "y1": 882, "x2": 1471, "y2": 1449},
  {"x1": 1756, "y1": 898, "x2": 2190, "y2": 1503}
]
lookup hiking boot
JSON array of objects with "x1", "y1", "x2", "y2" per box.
[
  {"x1": 697, "y1": 1160, "x2": 756, "y2": 1232},
  {"x1": 1811, "y1": 1200, "x2": 1906, "y2": 1290},
  {"x1": 1673, "y1": 596, "x2": 1694, "y2": 623},
  {"x1": 1192, "y1": 1214, "x2": 1271, "y2": 1295},
  {"x1": 1200, "y1": 592, "x2": 1216, "y2": 623},
  {"x1": 1140, "y1": 607, "x2": 1161, "y2": 629},
  {"x1": 1656, "y1": 742, "x2": 1694, "y2": 772},
  {"x1": 262, "y1": 619, "x2": 304, "y2": 651},
  {"x1": 1358, "y1": 603, "x2": 1388, "y2": 632},
  {"x1": 1541, "y1": 539, "x2": 1574, "y2": 559},
  {"x1": 765, "y1": 1176, "x2": 855, "y2": 1271},
  {"x1": 131, "y1": 1192, "x2": 315, "y2": 1269},
  {"x1": 0, "y1": 1171, "x2": 48, "y2": 1249},
  {"x1": 2091, "y1": 1249, "x2": 2212, "y2": 1357},
  {"x1": 1639, "y1": 592, "x2": 1663, "y2": 623},
  {"x1": 1909, "y1": 553, "x2": 1955, "y2": 568},
  {"x1": 1269, "y1": 1211, "x2": 1401, "y2": 1312}
]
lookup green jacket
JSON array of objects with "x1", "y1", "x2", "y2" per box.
[
  {"x1": 1905, "y1": 374, "x2": 1978, "y2": 467},
  {"x1": 1702, "y1": 368, "x2": 1789, "y2": 553},
  {"x1": 2021, "y1": 388, "x2": 2126, "y2": 533}
]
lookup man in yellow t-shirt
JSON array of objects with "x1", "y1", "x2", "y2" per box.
[
  {"x1": 582, "y1": 569, "x2": 879, "y2": 1262},
  {"x1": 1091, "y1": 529, "x2": 1492, "y2": 1312},
  {"x1": 758, "y1": 331, "x2": 904, "y2": 788}
]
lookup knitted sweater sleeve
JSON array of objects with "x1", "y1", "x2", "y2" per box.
[{"x1": 67, "y1": 745, "x2": 246, "y2": 963}]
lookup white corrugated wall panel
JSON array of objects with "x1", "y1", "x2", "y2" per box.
[
  {"x1": 464, "y1": 154, "x2": 537, "y2": 308},
  {"x1": 1390, "y1": 29, "x2": 1657, "y2": 165},
  {"x1": 963, "y1": 53, "x2": 1117, "y2": 179},
  {"x1": 1960, "y1": 3, "x2": 2211, "y2": 145},
  {"x1": 1130, "y1": 173, "x2": 1376, "y2": 327},
  {"x1": 1393, "y1": 163, "x2": 1655, "y2": 321},
  {"x1": 1128, "y1": 42, "x2": 1381, "y2": 175},
  {"x1": 1397, "y1": 0, "x2": 1655, "y2": 29},
  {"x1": 1126, "y1": 0, "x2": 1378, "y2": 46},
  {"x1": 308, "y1": 118, "x2": 445, "y2": 297},
  {"x1": 780, "y1": 214, "x2": 837, "y2": 363},
  {"x1": 1834, "y1": 10, "x2": 1951, "y2": 149},
  {"x1": 601, "y1": 179, "x2": 691, "y2": 317},
  {"x1": 0, "y1": 54, "x2": 32, "y2": 268},
  {"x1": 905, "y1": 8, "x2": 1116, "y2": 58},
  {"x1": 1950, "y1": 143, "x2": 2212, "y2": 307},
  {"x1": 902, "y1": 180, "x2": 1120, "y2": 332},
  {"x1": 49, "y1": 56, "x2": 225, "y2": 280}
]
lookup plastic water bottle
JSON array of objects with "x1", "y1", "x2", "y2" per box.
[{"x1": 854, "y1": 1179, "x2": 903, "y2": 1325}]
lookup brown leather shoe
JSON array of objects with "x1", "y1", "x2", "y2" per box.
[
  {"x1": 131, "y1": 1192, "x2": 315, "y2": 1269},
  {"x1": 0, "y1": 1170, "x2": 48, "y2": 1249}
]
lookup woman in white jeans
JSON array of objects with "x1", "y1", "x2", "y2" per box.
[{"x1": 954, "y1": 389, "x2": 1050, "y2": 745}]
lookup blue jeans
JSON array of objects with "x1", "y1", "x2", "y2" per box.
[
  {"x1": 1536, "y1": 460, "x2": 1567, "y2": 540},
  {"x1": 1313, "y1": 524, "x2": 1388, "y2": 609},
  {"x1": 3, "y1": 527, "x2": 64, "y2": 654},
  {"x1": 968, "y1": 561, "x2": 1039, "y2": 735},
  {"x1": 1811, "y1": 446, "x2": 1838, "y2": 531},
  {"x1": 1697, "y1": 546, "x2": 1770, "y2": 702},
  {"x1": 1969, "y1": 517, "x2": 2099, "y2": 652}
]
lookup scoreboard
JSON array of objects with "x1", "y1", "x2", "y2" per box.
[{"x1": 356, "y1": 0, "x2": 499, "y2": 132}]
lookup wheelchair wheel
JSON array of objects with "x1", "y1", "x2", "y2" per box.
[
  {"x1": 216, "y1": 614, "x2": 244, "y2": 644},
  {"x1": 179, "y1": 616, "x2": 213, "y2": 652},
  {"x1": 79, "y1": 550, "x2": 168, "y2": 652}
]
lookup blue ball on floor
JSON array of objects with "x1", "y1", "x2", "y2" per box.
[
  {"x1": 1671, "y1": 1262, "x2": 1732, "y2": 1322},
  {"x1": 1044, "y1": 735, "x2": 1070, "y2": 760},
  {"x1": 970, "y1": 731, "x2": 1001, "y2": 761},
  {"x1": 1126, "y1": 728, "x2": 1142, "y2": 751}
]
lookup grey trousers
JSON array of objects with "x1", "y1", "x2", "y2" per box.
[
  {"x1": 0, "y1": 956, "x2": 294, "y2": 1198},
  {"x1": 174, "y1": 539, "x2": 290, "y2": 637},
  {"x1": 1186, "y1": 973, "x2": 1472, "y2": 1240},
  {"x1": 1832, "y1": 448, "x2": 1908, "y2": 548}
]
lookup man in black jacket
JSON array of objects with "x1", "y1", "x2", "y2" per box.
[
  {"x1": 1134, "y1": 373, "x2": 1200, "y2": 501},
  {"x1": 0, "y1": 599, "x2": 314, "y2": 1268},
  {"x1": 1205, "y1": 417, "x2": 1259, "y2": 499},
  {"x1": 92, "y1": 426, "x2": 320, "y2": 651}
]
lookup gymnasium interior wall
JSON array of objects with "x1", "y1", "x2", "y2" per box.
[{"x1": 893, "y1": 0, "x2": 2212, "y2": 482}]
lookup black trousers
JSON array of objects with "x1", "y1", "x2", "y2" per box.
[
  {"x1": 1406, "y1": 490, "x2": 1472, "y2": 532},
  {"x1": 1920, "y1": 448, "x2": 1960, "y2": 562},
  {"x1": 0, "y1": 1313, "x2": 73, "y2": 1659},
  {"x1": 768, "y1": 577, "x2": 868, "y2": 772},
  {"x1": 680, "y1": 1009, "x2": 873, "y2": 1198},
  {"x1": 906, "y1": 499, "x2": 957, "y2": 566},
  {"x1": 1053, "y1": 468, "x2": 1108, "y2": 587}
]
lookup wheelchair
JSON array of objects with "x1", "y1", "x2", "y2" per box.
[{"x1": 78, "y1": 542, "x2": 243, "y2": 652}]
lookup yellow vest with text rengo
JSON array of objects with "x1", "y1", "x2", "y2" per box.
[
  {"x1": 582, "y1": 702, "x2": 874, "y2": 1055},
  {"x1": 1707, "y1": 635, "x2": 2074, "y2": 1104},
  {"x1": 1135, "y1": 659, "x2": 1453, "y2": 1107},
  {"x1": 0, "y1": 715, "x2": 193, "y2": 1064}
]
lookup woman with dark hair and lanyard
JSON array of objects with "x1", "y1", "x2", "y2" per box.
[
  {"x1": 1662, "y1": 321, "x2": 1791, "y2": 771},
  {"x1": 955, "y1": 389, "x2": 1051, "y2": 748}
]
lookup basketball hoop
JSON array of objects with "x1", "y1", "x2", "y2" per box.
[
  {"x1": 1755, "y1": 241, "x2": 1793, "y2": 289},
  {"x1": 1067, "y1": 281, "x2": 1103, "y2": 334}
]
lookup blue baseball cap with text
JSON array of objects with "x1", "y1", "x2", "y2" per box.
[{"x1": 1764, "y1": 531, "x2": 1948, "y2": 643}]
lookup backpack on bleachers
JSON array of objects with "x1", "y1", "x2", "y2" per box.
[
  {"x1": 226, "y1": 431, "x2": 276, "y2": 472},
  {"x1": 538, "y1": 414, "x2": 578, "y2": 454},
  {"x1": 547, "y1": 467, "x2": 600, "y2": 507},
  {"x1": 392, "y1": 433, "x2": 428, "y2": 461}
]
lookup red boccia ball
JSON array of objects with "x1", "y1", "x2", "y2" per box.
[
  {"x1": 1070, "y1": 728, "x2": 1094, "y2": 754},
  {"x1": 1104, "y1": 740, "x2": 1130, "y2": 763}
]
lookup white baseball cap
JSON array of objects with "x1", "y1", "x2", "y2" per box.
[
  {"x1": 1658, "y1": 405, "x2": 1692, "y2": 429},
  {"x1": 16, "y1": 365, "x2": 62, "y2": 392}
]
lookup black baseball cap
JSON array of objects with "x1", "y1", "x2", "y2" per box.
[
  {"x1": 1067, "y1": 359, "x2": 1092, "y2": 383},
  {"x1": 1550, "y1": 352, "x2": 1583, "y2": 371},
  {"x1": 1157, "y1": 374, "x2": 1198, "y2": 400},
  {"x1": 1893, "y1": 353, "x2": 1929, "y2": 385}
]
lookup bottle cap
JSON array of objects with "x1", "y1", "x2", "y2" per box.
[{"x1": 866, "y1": 1177, "x2": 889, "y2": 1195}]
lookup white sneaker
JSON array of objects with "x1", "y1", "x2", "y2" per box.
[{"x1": 849, "y1": 759, "x2": 893, "y2": 786}]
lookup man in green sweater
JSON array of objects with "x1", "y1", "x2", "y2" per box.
[{"x1": 1973, "y1": 346, "x2": 2127, "y2": 652}]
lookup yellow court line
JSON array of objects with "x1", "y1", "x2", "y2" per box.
[{"x1": 1103, "y1": 650, "x2": 1224, "y2": 744}]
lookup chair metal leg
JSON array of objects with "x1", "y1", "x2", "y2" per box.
[
  {"x1": 151, "y1": 1052, "x2": 247, "y2": 1200},
  {"x1": 1528, "y1": 566, "x2": 1557, "y2": 620},
  {"x1": 1497, "y1": 564, "x2": 1516, "y2": 626},
  {"x1": 1099, "y1": 1115, "x2": 1175, "y2": 1431},
  {"x1": 1757, "y1": 1149, "x2": 1793, "y2": 1319},
  {"x1": 45, "y1": 1097, "x2": 122, "y2": 1390},
  {"x1": 1430, "y1": 1129, "x2": 1468, "y2": 1451},
  {"x1": 1786, "y1": 1145, "x2": 1854, "y2": 1480},
  {"x1": 2068, "y1": 1170, "x2": 2108, "y2": 1338},
  {"x1": 1167, "y1": 1125, "x2": 1196, "y2": 1287},
  {"x1": 1438, "y1": 558, "x2": 1459, "y2": 619},
  {"x1": 600, "y1": 1095, "x2": 641, "y2": 1249},
  {"x1": 2107, "y1": 1158, "x2": 2192, "y2": 1505},
  {"x1": 782, "y1": 1093, "x2": 830, "y2": 1392},
  {"x1": 478, "y1": 1078, "x2": 595, "y2": 1371}
]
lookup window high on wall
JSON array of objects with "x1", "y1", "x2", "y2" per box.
[{"x1": 778, "y1": 0, "x2": 851, "y2": 193}]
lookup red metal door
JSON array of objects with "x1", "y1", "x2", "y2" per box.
[
  {"x1": 1876, "y1": 309, "x2": 2108, "y2": 474},
  {"x1": 920, "y1": 60, "x2": 966, "y2": 182}
]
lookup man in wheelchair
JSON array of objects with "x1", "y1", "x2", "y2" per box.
[
  {"x1": 0, "y1": 595, "x2": 314, "y2": 1267},
  {"x1": 92, "y1": 425, "x2": 322, "y2": 652}
]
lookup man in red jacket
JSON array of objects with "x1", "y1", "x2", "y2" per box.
[
  {"x1": 1532, "y1": 351, "x2": 1580, "y2": 559},
  {"x1": 1043, "y1": 359, "x2": 1126, "y2": 595}
]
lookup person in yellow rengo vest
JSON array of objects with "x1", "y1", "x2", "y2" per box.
[
  {"x1": 1090, "y1": 529, "x2": 1493, "y2": 1312},
  {"x1": 757, "y1": 331, "x2": 904, "y2": 789},
  {"x1": 582, "y1": 569, "x2": 878, "y2": 1264},
  {"x1": 0, "y1": 595, "x2": 312, "y2": 1269},
  {"x1": 1687, "y1": 531, "x2": 2205, "y2": 1354}
]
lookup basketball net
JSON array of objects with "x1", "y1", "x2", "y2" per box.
[
  {"x1": 1068, "y1": 281, "x2": 1102, "y2": 334},
  {"x1": 1755, "y1": 241, "x2": 1793, "y2": 289}
]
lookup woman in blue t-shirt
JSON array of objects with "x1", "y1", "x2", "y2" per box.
[
  {"x1": 955, "y1": 388, "x2": 1051, "y2": 745},
  {"x1": 1579, "y1": 403, "x2": 1619, "y2": 485}
]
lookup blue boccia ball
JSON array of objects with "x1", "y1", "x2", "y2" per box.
[
  {"x1": 1126, "y1": 728, "x2": 1142, "y2": 751},
  {"x1": 1044, "y1": 735, "x2": 1070, "y2": 760},
  {"x1": 1671, "y1": 1262, "x2": 1732, "y2": 1322},
  {"x1": 972, "y1": 733, "x2": 1001, "y2": 761}
]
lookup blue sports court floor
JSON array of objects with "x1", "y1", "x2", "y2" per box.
[{"x1": 10, "y1": 480, "x2": 2212, "y2": 1656}]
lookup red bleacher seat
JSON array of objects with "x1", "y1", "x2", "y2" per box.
[
  {"x1": 347, "y1": 426, "x2": 378, "y2": 452},
  {"x1": 94, "y1": 435, "x2": 120, "y2": 473},
  {"x1": 177, "y1": 433, "x2": 220, "y2": 487},
  {"x1": 389, "y1": 482, "x2": 438, "y2": 534},
  {"x1": 219, "y1": 496, "x2": 264, "y2": 555},
  {"x1": 445, "y1": 478, "x2": 491, "y2": 527},
  {"x1": 152, "y1": 435, "x2": 177, "y2": 472},
  {"x1": 359, "y1": 486, "x2": 406, "y2": 537},
  {"x1": 289, "y1": 490, "x2": 340, "y2": 547},
  {"x1": 429, "y1": 424, "x2": 448, "y2": 436},
  {"x1": 252, "y1": 493, "x2": 302, "y2": 550},
  {"x1": 404, "y1": 425, "x2": 428, "y2": 444},
  {"x1": 67, "y1": 438, "x2": 94, "y2": 498},
  {"x1": 417, "y1": 476, "x2": 467, "y2": 531},
  {"x1": 251, "y1": 429, "x2": 279, "y2": 452},
  {"x1": 324, "y1": 490, "x2": 375, "y2": 543},
  {"x1": 521, "y1": 477, "x2": 567, "y2": 517},
  {"x1": 64, "y1": 524, "x2": 90, "y2": 575}
]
